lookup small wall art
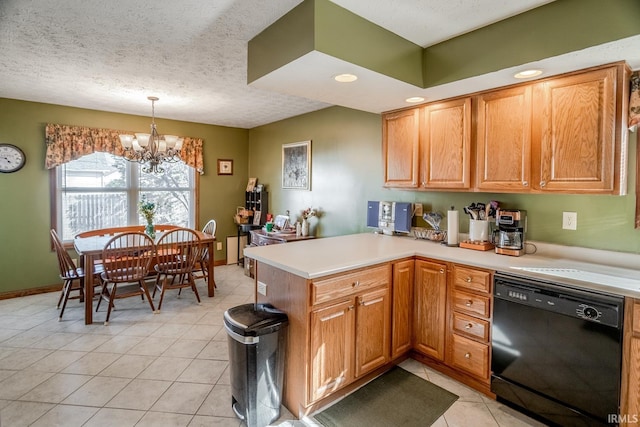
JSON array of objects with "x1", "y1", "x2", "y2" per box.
[
  {"x1": 217, "y1": 159, "x2": 233, "y2": 175},
  {"x1": 282, "y1": 140, "x2": 311, "y2": 190}
]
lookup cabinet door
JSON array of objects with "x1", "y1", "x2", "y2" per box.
[
  {"x1": 383, "y1": 109, "x2": 419, "y2": 187},
  {"x1": 355, "y1": 286, "x2": 391, "y2": 377},
  {"x1": 420, "y1": 98, "x2": 471, "y2": 189},
  {"x1": 413, "y1": 259, "x2": 447, "y2": 361},
  {"x1": 476, "y1": 86, "x2": 532, "y2": 192},
  {"x1": 391, "y1": 259, "x2": 414, "y2": 359},
  {"x1": 309, "y1": 299, "x2": 355, "y2": 403},
  {"x1": 532, "y1": 66, "x2": 617, "y2": 193}
]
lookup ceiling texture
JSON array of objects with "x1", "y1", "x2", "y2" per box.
[{"x1": 0, "y1": 0, "x2": 638, "y2": 129}]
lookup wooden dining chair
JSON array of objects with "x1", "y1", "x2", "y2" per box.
[
  {"x1": 96, "y1": 231, "x2": 156, "y2": 325},
  {"x1": 50, "y1": 229, "x2": 103, "y2": 321},
  {"x1": 153, "y1": 228, "x2": 202, "y2": 311},
  {"x1": 198, "y1": 219, "x2": 217, "y2": 286}
]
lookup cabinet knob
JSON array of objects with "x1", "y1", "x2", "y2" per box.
[
  {"x1": 352, "y1": 281, "x2": 360, "y2": 288},
  {"x1": 465, "y1": 323, "x2": 473, "y2": 329},
  {"x1": 465, "y1": 277, "x2": 472, "y2": 283},
  {"x1": 464, "y1": 352, "x2": 471, "y2": 359},
  {"x1": 348, "y1": 305, "x2": 355, "y2": 311},
  {"x1": 465, "y1": 300, "x2": 473, "y2": 307},
  {"x1": 439, "y1": 268, "x2": 445, "y2": 274},
  {"x1": 523, "y1": 181, "x2": 528, "y2": 187},
  {"x1": 540, "y1": 180, "x2": 546, "y2": 187}
]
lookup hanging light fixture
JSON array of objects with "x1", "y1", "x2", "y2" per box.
[{"x1": 119, "y1": 96, "x2": 183, "y2": 174}]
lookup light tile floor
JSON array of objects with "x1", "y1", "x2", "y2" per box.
[{"x1": 0, "y1": 265, "x2": 546, "y2": 427}]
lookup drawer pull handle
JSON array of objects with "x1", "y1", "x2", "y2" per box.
[
  {"x1": 464, "y1": 352, "x2": 471, "y2": 359},
  {"x1": 465, "y1": 300, "x2": 473, "y2": 307},
  {"x1": 465, "y1": 277, "x2": 472, "y2": 283},
  {"x1": 352, "y1": 281, "x2": 360, "y2": 287},
  {"x1": 465, "y1": 323, "x2": 473, "y2": 329}
]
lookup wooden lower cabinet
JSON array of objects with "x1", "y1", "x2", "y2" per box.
[
  {"x1": 308, "y1": 268, "x2": 391, "y2": 405},
  {"x1": 446, "y1": 264, "x2": 493, "y2": 386},
  {"x1": 413, "y1": 258, "x2": 447, "y2": 361},
  {"x1": 391, "y1": 259, "x2": 414, "y2": 359},
  {"x1": 309, "y1": 299, "x2": 355, "y2": 403},
  {"x1": 620, "y1": 298, "x2": 640, "y2": 426}
]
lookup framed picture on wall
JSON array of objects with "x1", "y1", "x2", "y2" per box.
[
  {"x1": 282, "y1": 140, "x2": 311, "y2": 190},
  {"x1": 253, "y1": 210, "x2": 262, "y2": 225},
  {"x1": 217, "y1": 159, "x2": 233, "y2": 175},
  {"x1": 246, "y1": 177, "x2": 257, "y2": 192}
]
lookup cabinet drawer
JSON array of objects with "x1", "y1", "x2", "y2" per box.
[
  {"x1": 452, "y1": 289, "x2": 490, "y2": 318},
  {"x1": 312, "y1": 265, "x2": 390, "y2": 306},
  {"x1": 452, "y1": 312, "x2": 489, "y2": 342},
  {"x1": 453, "y1": 266, "x2": 491, "y2": 293},
  {"x1": 450, "y1": 333, "x2": 490, "y2": 380}
]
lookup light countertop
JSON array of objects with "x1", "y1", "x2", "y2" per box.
[{"x1": 244, "y1": 232, "x2": 640, "y2": 298}]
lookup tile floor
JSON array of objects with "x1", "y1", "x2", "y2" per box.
[{"x1": 0, "y1": 264, "x2": 546, "y2": 427}]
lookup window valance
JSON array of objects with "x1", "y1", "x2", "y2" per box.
[{"x1": 45, "y1": 123, "x2": 204, "y2": 174}]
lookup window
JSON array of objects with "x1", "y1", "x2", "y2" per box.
[{"x1": 53, "y1": 152, "x2": 196, "y2": 241}]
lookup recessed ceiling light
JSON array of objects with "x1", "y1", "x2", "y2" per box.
[
  {"x1": 514, "y1": 69, "x2": 543, "y2": 79},
  {"x1": 334, "y1": 73, "x2": 358, "y2": 83},
  {"x1": 405, "y1": 97, "x2": 424, "y2": 103}
]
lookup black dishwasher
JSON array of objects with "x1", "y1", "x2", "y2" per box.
[{"x1": 491, "y1": 272, "x2": 624, "y2": 427}]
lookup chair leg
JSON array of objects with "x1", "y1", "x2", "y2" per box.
[
  {"x1": 156, "y1": 277, "x2": 168, "y2": 312},
  {"x1": 140, "y1": 281, "x2": 156, "y2": 313},
  {"x1": 104, "y1": 283, "x2": 117, "y2": 325},
  {"x1": 189, "y1": 273, "x2": 201, "y2": 303},
  {"x1": 58, "y1": 279, "x2": 73, "y2": 320},
  {"x1": 56, "y1": 283, "x2": 66, "y2": 309}
]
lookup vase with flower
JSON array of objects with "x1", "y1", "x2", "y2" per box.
[
  {"x1": 139, "y1": 197, "x2": 157, "y2": 239},
  {"x1": 300, "y1": 207, "x2": 316, "y2": 237}
]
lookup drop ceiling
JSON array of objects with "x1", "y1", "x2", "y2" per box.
[{"x1": 0, "y1": 0, "x2": 637, "y2": 129}]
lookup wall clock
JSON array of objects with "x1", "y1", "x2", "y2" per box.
[{"x1": 0, "y1": 144, "x2": 26, "y2": 173}]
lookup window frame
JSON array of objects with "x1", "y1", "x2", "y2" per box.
[{"x1": 50, "y1": 153, "x2": 199, "y2": 245}]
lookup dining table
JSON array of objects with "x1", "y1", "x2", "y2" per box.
[{"x1": 74, "y1": 227, "x2": 216, "y2": 324}]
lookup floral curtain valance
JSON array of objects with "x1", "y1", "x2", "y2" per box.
[{"x1": 45, "y1": 123, "x2": 204, "y2": 174}]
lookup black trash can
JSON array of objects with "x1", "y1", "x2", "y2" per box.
[{"x1": 224, "y1": 303, "x2": 288, "y2": 427}]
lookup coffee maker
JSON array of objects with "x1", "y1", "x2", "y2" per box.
[{"x1": 494, "y1": 209, "x2": 527, "y2": 256}]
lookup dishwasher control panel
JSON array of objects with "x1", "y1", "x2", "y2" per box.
[{"x1": 494, "y1": 274, "x2": 623, "y2": 328}]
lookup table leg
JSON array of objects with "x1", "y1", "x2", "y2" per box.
[
  {"x1": 83, "y1": 254, "x2": 93, "y2": 324},
  {"x1": 207, "y1": 240, "x2": 215, "y2": 297}
]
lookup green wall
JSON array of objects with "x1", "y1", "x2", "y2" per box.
[
  {"x1": 2, "y1": 98, "x2": 639, "y2": 294},
  {"x1": 0, "y1": 98, "x2": 249, "y2": 293},
  {"x1": 249, "y1": 106, "x2": 640, "y2": 253}
]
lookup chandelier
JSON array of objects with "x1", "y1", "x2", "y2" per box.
[{"x1": 118, "y1": 96, "x2": 183, "y2": 174}]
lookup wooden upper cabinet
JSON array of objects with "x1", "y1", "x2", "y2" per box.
[
  {"x1": 383, "y1": 108, "x2": 419, "y2": 187},
  {"x1": 476, "y1": 86, "x2": 532, "y2": 192},
  {"x1": 532, "y1": 64, "x2": 627, "y2": 194},
  {"x1": 420, "y1": 97, "x2": 472, "y2": 189}
]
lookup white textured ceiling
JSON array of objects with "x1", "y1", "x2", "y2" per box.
[{"x1": 0, "y1": 0, "x2": 636, "y2": 129}]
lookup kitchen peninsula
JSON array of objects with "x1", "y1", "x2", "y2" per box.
[{"x1": 244, "y1": 233, "x2": 640, "y2": 421}]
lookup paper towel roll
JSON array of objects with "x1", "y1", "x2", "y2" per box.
[{"x1": 447, "y1": 208, "x2": 459, "y2": 246}]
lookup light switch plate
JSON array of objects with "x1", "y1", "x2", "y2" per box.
[
  {"x1": 216, "y1": 242, "x2": 222, "y2": 250},
  {"x1": 562, "y1": 212, "x2": 577, "y2": 230}
]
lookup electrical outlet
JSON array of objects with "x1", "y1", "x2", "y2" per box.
[
  {"x1": 257, "y1": 281, "x2": 267, "y2": 296},
  {"x1": 216, "y1": 242, "x2": 222, "y2": 250},
  {"x1": 562, "y1": 212, "x2": 577, "y2": 230},
  {"x1": 414, "y1": 203, "x2": 423, "y2": 216}
]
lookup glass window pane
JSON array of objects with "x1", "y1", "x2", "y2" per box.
[
  {"x1": 62, "y1": 192, "x2": 128, "y2": 240},
  {"x1": 139, "y1": 161, "x2": 190, "y2": 188},
  {"x1": 61, "y1": 152, "x2": 126, "y2": 188},
  {"x1": 140, "y1": 190, "x2": 190, "y2": 227}
]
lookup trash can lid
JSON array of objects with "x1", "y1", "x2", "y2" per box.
[{"x1": 224, "y1": 303, "x2": 288, "y2": 337}]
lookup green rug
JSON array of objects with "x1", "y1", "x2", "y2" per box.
[{"x1": 314, "y1": 366, "x2": 458, "y2": 427}]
